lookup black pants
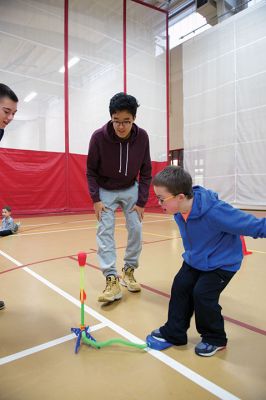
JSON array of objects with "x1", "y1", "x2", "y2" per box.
[
  {"x1": 0, "y1": 230, "x2": 13, "y2": 237},
  {"x1": 160, "y1": 262, "x2": 236, "y2": 346}
]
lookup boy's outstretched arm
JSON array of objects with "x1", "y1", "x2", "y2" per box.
[{"x1": 207, "y1": 202, "x2": 266, "y2": 238}]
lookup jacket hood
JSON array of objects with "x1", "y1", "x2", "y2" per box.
[
  {"x1": 102, "y1": 121, "x2": 138, "y2": 144},
  {"x1": 174, "y1": 185, "x2": 242, "y2": 272},
  {"x1": 189, "y1": 186, "x2": 219, "y2": 219}
]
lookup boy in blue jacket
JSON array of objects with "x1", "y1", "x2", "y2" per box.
[{"x1": 147, "y1": 166, "x2": 266, "y2": 356}]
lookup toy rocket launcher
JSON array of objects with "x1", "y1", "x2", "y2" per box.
[
  {"x1": 71, "y1": 252, "x2": 97, "y2": 353},
  {"x1": 78, "y1": 252, "x2": 86, "y2": 329},
  {"x1": 71, "y1": 252, "x2": 147, "y2": 353}
]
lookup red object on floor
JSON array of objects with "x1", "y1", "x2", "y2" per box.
[{"x1": 240, "y1": 236, "x2": 252, "y2": 256}]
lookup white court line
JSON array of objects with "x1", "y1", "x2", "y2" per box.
[
  {"x1": 15, "y1": 218, "x2": 173, "y2": 237},
  {"x1": 0, "y1": 322, "x2": 106, "y2": 366},
  {"x1": 0, "y1": 250, "x2": 240, "y2": 400}
]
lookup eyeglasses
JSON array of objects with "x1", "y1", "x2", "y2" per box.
[
  {"x1": 112, "y1": 120, "x2": 133, "y2": 127},
  {"x1": 156, "y1": 195, "x2": 176, "y2": 205}
]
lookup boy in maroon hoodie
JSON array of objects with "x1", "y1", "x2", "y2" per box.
[{"x1": 87, "y1": 93, "x2": 152, "y2": 302}]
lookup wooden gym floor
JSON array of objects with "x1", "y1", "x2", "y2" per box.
[{"x1": 0, "y1": 211, "x2": 265, "y2": 400}]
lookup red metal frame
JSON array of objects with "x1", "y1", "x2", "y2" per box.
[
  {"x1": 64, "y1": 0, "x2": 70, "y2": 209},
  {"x1": 130, "y1": 0, "x2": 168, "y2": 13},
  {"x1": 166, "y1": 11, "x2": 170, "y2": 164},
  {"x1": 123, "y1": 0, "x2": 127, "y2": 93}
]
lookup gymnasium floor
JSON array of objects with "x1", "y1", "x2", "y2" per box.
[{"x1": 0, "y1": 211, "x2": 265, "y2": 400}]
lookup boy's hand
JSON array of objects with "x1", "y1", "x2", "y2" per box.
[
  {"x1": 130, "y1": 205, "x2": 144, "y2": 222},
  {"x1": 93, "y1": 201, "x2": 107, "y2": 221}
]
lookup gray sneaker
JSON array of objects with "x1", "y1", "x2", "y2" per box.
[
  {"x1": 195, "y1": 341, "x2": 226, "y2": 357},
  {"x1": 151, "y1": 329, "x2": 167, "y2": 342}
]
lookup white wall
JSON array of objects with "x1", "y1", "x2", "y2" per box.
[
  {"x1": 0, "y1": 0, "x2": 65, "y2": 152},
  {"x1": 183, "y1": 1, "x2": 266, "y2": 207}
]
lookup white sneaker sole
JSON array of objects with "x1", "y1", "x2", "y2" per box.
[
  {"x1": 120, "y1": 279, "x2": 141, "y2": 292},
  {"x1": 196, "y1": 346, "x2": 226, "y2": 357},
  {"x1": 98, "y1": 292, "x2": 122, "y2": 302}
]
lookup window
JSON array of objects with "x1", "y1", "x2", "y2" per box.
[
  {"x1": 169, "y1": 149, "x2": 184, "y2": 167},
  {"x1": 169, "y1": 11, "x2": 211, "y2": 49}
]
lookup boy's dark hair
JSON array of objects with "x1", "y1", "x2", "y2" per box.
[
  {"x1": 109, "y1": 92, "x2": 139, "y2": 118},
  {"x1": 0, "y1": 83, "x2": 18, "y2": 102},
  {"x1": 2, "y1": 206, "x2": 12, "y2": 212},
  {"x1": 153, "y1": 166, "x2": 193, "y2": 198}
]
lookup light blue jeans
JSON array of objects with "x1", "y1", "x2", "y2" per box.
[{"x1": 97, "y1": 182, "x2": 142, "y2": 277}]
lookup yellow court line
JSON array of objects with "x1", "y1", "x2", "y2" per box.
[
  {"x1": 143, "y1": 231, "x2": 178, "y2": 239},
  {"x1": 15, "y1": 224, "x2": 265, "y2": 252},
  {"x1": 249, "y1": 249, "x2": 266, "y2": 254},
  {"x1": 17, "y1": 218, "x2": 174, "y2": 237},
  {"x1": 115, "y1": 226, "x2": 178, "y2": 240},
  {"x1": 22, "y1": 214, "x2": 171, "y2": 229}
]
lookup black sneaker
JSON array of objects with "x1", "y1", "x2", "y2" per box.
[{"x1": 0, "y1": 300, "x2": 5, "y2": 310}]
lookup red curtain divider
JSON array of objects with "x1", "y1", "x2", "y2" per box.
[
  {"x1": 0, "y1": 148, "x2": 166, "y2": 215},
  {"x1": 0, "y1": 148, "x2": 66, "y2": 214}
]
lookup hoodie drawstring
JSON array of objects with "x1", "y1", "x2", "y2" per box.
[
  {"x1": 125, "y1": 143, "x2": 129, "y2": 176},
  {"x1": 119, "y1": 143, "x2": 122, "y2": 173},
  {"x1": 118, "y1": 142, "x2": 129, "y2": 176}
]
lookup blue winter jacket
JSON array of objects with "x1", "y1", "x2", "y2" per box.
[{"x1": 174, "y1": 186, "x2": 266, "y2": 272}]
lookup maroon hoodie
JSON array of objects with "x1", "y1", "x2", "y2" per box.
[{"x1": 87, "y1": 121, "x2": 152, "y2": 207}]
